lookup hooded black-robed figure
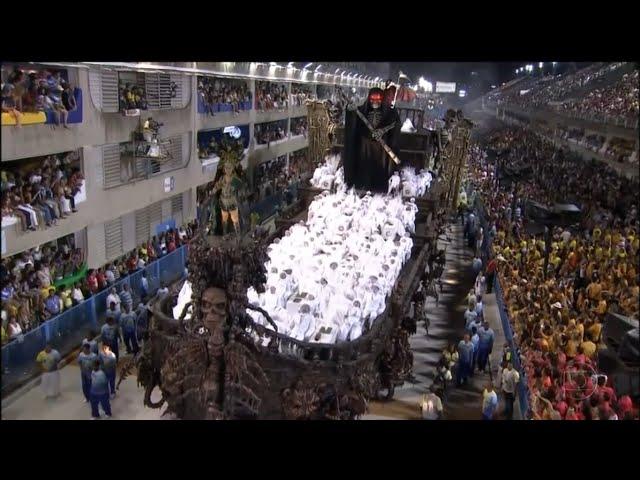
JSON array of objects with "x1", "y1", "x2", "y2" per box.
[{"x1": 343, "y1": 88, "x2": 400, "y2": 193}]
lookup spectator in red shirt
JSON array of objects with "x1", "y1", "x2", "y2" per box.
[
  {"x1": 87, "y1": 269, "x2": 99, "y2": 294},
  {"x1": 96, "y1": 268, "x2": 107, "y2": 291},
  {"x1": 486, "y1": 258, "x2": 497, "y2": 293},
  {"x1": 126, "y1": 252, "x2": 138, "y2": 273},
  {"x1": 617, "y1": 395, "x2": 633, "y2": 417},
  {"x1": 565, "y1": 406, "x2": 579, "y2": 420},
  {"x1": 594, "y1": 375, "x2": 617, "y2": 404},
  {"x1": 555, "y1": 400, "x2": 568, "y2": 418}
]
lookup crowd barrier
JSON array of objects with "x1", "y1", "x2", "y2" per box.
[
  {"x1": 493, "y1": 277, "x2": 531, "y2": 419},
  {"x1": 1, "y1": 246, "x2": 188, "y2": 395},
  {"x1": 471, "y1": 191, "x2": 531, "y2": 419}
]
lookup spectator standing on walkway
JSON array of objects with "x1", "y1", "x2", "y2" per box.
[
  {"x1": 477, "y1": 321, "x2": 495, "y2": 373},
  {"x1": 140, "y1": 271, "x2": 149, "y2": 299},
  {"x1": 474, "y1": 294, "x2": 484, "y2": 320},
  {"x1": 99, "y1": 344, "x2": 117, "y2": 397},
  {"x1": 470, "y1": 326, "x2": 480, "y2": 376},
  {"x1": 78, "y1": 342, "x2": 97, "y2": 403},
  {"x1": 83, "y1": 330, "x2": 99, "y2": 355},
  {"x1": 36, "y1": 343, "x2": 62, "y2": 399},
  {"x1": 500, "y1": 361, "x2": 520, "y2": 420},
  {"x1": 472, "y1": 255, "x2": 483, "y2": 275},
  {"x1": 90, "y1": 360, "x2": 112, "y2": 419},
  {"x1": 136, "y1": 298, "x2": 149, "y2": 342},
  {"x1": 120, "y1": 304, "x2": 139, "y2": 355},
  {"x1": 457, "y1": 334, "x2": 474, "y2": 386},
  {"x1": 464, "y1": 303, "x2": 478, "y2": 331},
  {"x1": 100, "y1": 316, "x2": 122, "y2": 361},
  {"x1": 120, "y1": 283, "x2": 133, "y2": 312},
  {"x1": 105, "y1": 302, "x2": 121, "y2": 325},
  {"x1": 482, "y1": 381, "x2": 499, "y2": 420},
  {"x1": 420, "y1": 386, "x2": 443, "y2": 420},
  {"x1": 485, "y1": 258, "x2": 497, "y2": 294}
]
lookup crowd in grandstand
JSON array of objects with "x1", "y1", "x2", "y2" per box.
[
  {"x1": 253, "y1": 156, "x2": 289, "y2": 200},
  {"x1": 252, "y1": 149, "x2": 311, "y2": 203},
  {"x1": 198, "y1": 77, "x2": 251, "y2": 116},
  {"x1": 465, "y1": 124, "x2": 639, "y2": 420},
  {"x1": 560, "y1": 70, "x2": 639, "y2": 121},
  {"x1": 255, "y1": 81, "x2": 288, "y2": 111},
  {"x1": 486, "y1": 62, "x2": 637, "y2": 124},
  {"x1": 1, "y1": 223, "x2": 197, "y2": 345},
  {"x1": 290, "y1": 84, "x2": 314, "y2": 107},
  {"x1": 2, "y1": 66, "x2": 77, "y2": 128},
  {"x1": 290, "y1": 116, "x2": 308, "y2": 137},
  {"x1": 287, "y1": 149, "x2": 312, "y2": 181},
  {"x1": 1, "y1": 152, "x2": 84, "y2": 232},
  {"x1": 254, "y1": 120, "x2": 288, "y2": 146},
  {"x1": 119, "y1": 82, "x2": 147, "y2": 111}
]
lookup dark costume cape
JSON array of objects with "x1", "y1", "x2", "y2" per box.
[{"x1": 343, "y1": 90, "x2": 400, "y2": 193}]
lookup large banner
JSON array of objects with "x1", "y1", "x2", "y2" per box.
[{"x1": 435, "y1": 82, "x2": 456, "y2": 93}]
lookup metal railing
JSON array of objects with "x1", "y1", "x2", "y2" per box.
[
  {"x1": 493, "y1": 277, "x2": 531, "y2": 419},
  {"x1": 472, "y1": 193, "x2": 531, "y2": 419},
  {"x1": 1, "y1": 246, "x2": 188, "y2": 395}
]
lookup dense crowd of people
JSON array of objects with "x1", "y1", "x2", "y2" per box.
[
  {"x1": 253, "y1": 156, "x2": 289, "y2": 200},
  {"x1": 559, "y1": 70, "x2": 639, "y2": 121},
  {"x1": 198, "y1": 77, "x2": 251, "y2": 116},
  {"x1": 290, "y1": 116, "x2": 308, "y2": 137},
  {"x1": 2, "y1": 66, "x2": 77, "y2": 128},
  {"x1": 118, "y1": 81, "x2": 147, "y2": 111},
  {"x1": 255, "y1": 81, "x2": 288, "y2": 111},
  {"x1": 290, "y1": 84, "x2": 314, "y2": 107},
  {"x1": 603, "y1": 137, "x2": 637, "y2": 165},
  {"x1": 466, "y1": 124, "x2": 639, "y2": 420},
  {"x1": 287, "y1": 149, "x2": 312, "y2": 181},
  {"x1": 251, "y1": 150, "x2": 312, "y2": 205},
  {"x1": 1, "y1": 222, "x2": 197, "y2": 345},
  {"x1": 485, "y1": 63, "x2": 637, "y2": 125},
  {"x1": 1, "y1": 152, "x2": 84, "y2": 232},
  {"x1": 254, "y1": 120, "x2": 288, "y2": 146}
]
